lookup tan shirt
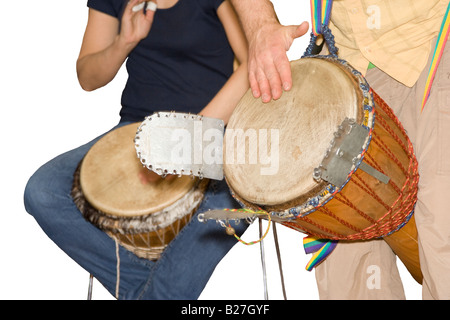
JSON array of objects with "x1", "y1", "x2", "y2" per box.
[{"x1": 329, "y1": 0, "x2": 448, "y2": 87}]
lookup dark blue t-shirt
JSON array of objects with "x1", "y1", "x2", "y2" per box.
[{"x1": 87, "y1": 0, "x2": 234, "y2": 122}]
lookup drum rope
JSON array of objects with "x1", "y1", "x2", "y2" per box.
[
  {"x1": 351, "y1": 172, "x2": 391, "y2": 211},
  {"x1": 155, "y1": 228, "x2": 166, "y2": 246},
  {"x1": 372, "y1": 95, "x2": 413, "y2": 173},
  {"x1": 219, "y1": 208, "x2": 272, "y2": 246},
  {"x1": 115, "y1": 238, "x2": 120, "y2": 299},
  {"x1": 286, "y1": 165, "x2": 418, "y2": 240},
  {"x1": 317, "y1": 206, "x2": 362, "y2": 232},
  {"x1": 284, "y1": 217, "x2": 341, "y2": 239},
  {"x1": 374, "y1": 114, "x2": 410, "y2": 155},
  {"x1": 169, "y1": 221, "x2": 178, "y2": 240},
  {"x1": 371, "y1": 133, "x2": 408, "y2": 176},
  {"x1": 374, "y1": 92, "x2": 411, "y2": 142},
  {"x1": 334, "y1": 193, "x2": 377, "y2": 224},
  {"x1": 363, "y1": 153, "x2": 402, "y2": 195},
  {"x1": 216, "y1": 209, "x2": 289, "y2": 299}
]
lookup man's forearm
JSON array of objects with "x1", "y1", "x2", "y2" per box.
[{"x1": 230, "y1": 0, "x2": 279, "y2": 39}]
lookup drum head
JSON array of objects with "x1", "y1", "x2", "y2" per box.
[
  {"x1": 224, "y1": 58, "x2": 362, "y2": 207},
  {"x1": 80, "y1": 123, "x2": 197, "y2": 217}
]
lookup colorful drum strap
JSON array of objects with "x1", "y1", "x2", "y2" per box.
[
  {"x1": 303, "y1": 0, "x2": 337, "y2": 271},
  {"x1": 310, "y1": 0, "x2": 333, "y2": 36},
  {"x1": 421, "y1": 1, "x2": 450, "y2": 112},
  {"x1": 303, "y1": 237, "x2": 338, "y2": 271}
]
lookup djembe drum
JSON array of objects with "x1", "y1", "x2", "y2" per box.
[
  {"x1": 72, "y1": 123, "x2": 208, "y2": 260},
  {"x1": 224, "y1": 56, "x2": 422, "y2": 283}
]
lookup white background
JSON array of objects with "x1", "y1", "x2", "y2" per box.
[{"x1": 0, "y1": 0, "x2": 421, "y2": 300}]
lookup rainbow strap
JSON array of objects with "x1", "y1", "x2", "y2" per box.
[
  {"x1": 310, "y1": 0, "x2": 333, "y2": 36},
  {"x1": 421, "y1": 2, "x2": 450, "y2": 112},
  {"x1": 303, "y1": 237, "x2": 338, "y2": 271}
]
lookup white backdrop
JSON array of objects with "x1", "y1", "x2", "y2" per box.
[{"x1": 0, "y1": 0, "x2": 421, "y2": 300}]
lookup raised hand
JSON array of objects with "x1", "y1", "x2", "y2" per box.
[{"x1": 119, "y1": 0, "x2": 157, "y2": 47}]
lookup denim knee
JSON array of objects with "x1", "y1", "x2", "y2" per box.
[{"x1": 24, "y1": 169, "x2": 48, "y2": 218}]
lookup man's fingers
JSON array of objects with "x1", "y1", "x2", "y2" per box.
[
  {"x1": 265, "y1": 63, "x2": 283, "y2": 100},
  {"x1": 273, "y1": 53, "x2": 291, "y2": 93},
  {"x1": 274, "y1": 22, "x2": 308, "y2": 93},
  {"x1": 256, "y1": 68, "x2": 272, "y2": 102},
  {"x1": 269, "y1": 22, "x2": 309, "y2": 96},
  {"x1": 249, "y1": 70, "x2": 261, "y2": 99},
  {"x1": 249, "y1": 60, "x2": 284, "y2": 102},
  {"x1": 292, "y1": 21, "x2": 310, "y2": 40}
]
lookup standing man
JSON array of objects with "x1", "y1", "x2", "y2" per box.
[{"x1": 230, "y1": 0, "x2": 449, "y2": 299}]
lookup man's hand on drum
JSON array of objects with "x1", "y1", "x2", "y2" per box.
[{"x1": 247, "y1": 21, "x2": 309, "y2": 103}]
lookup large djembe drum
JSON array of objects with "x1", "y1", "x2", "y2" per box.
[{"x1": 224, "y1": 56, "x2": 422, "y2": 283}]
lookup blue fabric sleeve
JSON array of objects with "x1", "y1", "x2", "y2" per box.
[
  {"x1": 212, "y1": 0, "x2": 225, "y2": 10},
  {"x1": 197, "y1": 0, "x2": 225, "y2": 11},
  {"x1": 87, "y1": 0, "x2": 123, "y2": 18}
]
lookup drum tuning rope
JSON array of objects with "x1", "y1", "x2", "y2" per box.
[
  {"x1": 214, "y1": 208, "x2": 272, "y2": 299},
  {"x1": 219, "y1": 208, "x2": 272, "y2": 246},
  {"x1": 215, "y1": 208, "x2": 289, "y2": 299}
]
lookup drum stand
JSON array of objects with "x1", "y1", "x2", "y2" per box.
[
  {"x1": 87, "y1": 274, "x2": 94, "y2": 300},
  {"x1": 259, "y1": 219, "x2": 287, "y2": 300},
  {"x1": 272, "y1": 222, "x2": 287, "y2": 300},
  {"x1": 259, "y1": 218, "x2": 269, "y2": 300},
  {"x1": 86, "y1": 222, "x2": 288, "y2": 300}
]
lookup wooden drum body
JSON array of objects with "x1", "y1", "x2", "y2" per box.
[
  {"x1": 224, "y1": 57, "x2": 422, "y2": 283},
  {"x1": 72, "y1": 123, "x2": 208, "y2": 260}
]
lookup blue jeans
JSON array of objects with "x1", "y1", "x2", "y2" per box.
[{"x1": 24, "y1": 122, "x2": 247, "y2": 299}]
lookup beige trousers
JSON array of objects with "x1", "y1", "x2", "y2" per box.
[{"x1": 315, "y1": 38, "x2": 450, "y2": 300}]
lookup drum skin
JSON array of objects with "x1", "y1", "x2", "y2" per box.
[
  {"x1": 72, "y1": 123, "x2": 208, "y2": 260},
  {"x1": 80, "y1": 123, "x2": 198, "y2": 217},
  {"x1": 225, "y1": 58, "x2": 360, "y2": 206},
  {"x1": 224, "y1": 57, "x2": 422, "y2": 283}
]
